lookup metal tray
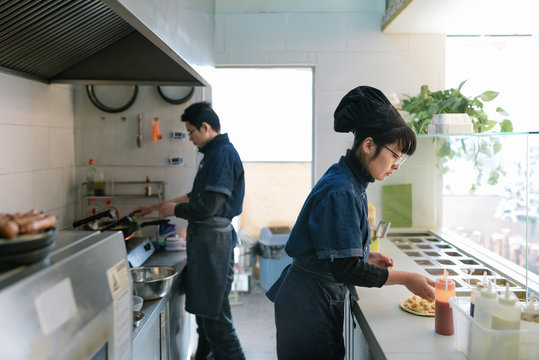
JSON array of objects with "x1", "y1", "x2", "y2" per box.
[{"x1": 389, "y1": 234, "x2": 523, "y2": 296}]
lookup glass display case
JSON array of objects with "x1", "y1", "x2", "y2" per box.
[{"x1": 367, "y1": 132, "x2": 539, "y2": 300}]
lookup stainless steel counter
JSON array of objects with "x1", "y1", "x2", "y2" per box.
[{"x1": 132, "y1": 249, "x2": 189, "y2": 360}]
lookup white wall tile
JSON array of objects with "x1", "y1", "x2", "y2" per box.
[
  {"x1": 269, "y1": 51, "x2": 310, "y2": 64},
  {"x1": 286, "y1": 13, "x2": 347, "y2": 52},
  {"x1": 316, "y1": 52, "x2": 380, "y2": 91},
  {"x1": 347, "y1": 13, "x2": 395, "y2": 52},
  {"x1": 215, "y1": 14, "x2": 225, "y2": 53},
  {"x1": 14, "y1": 126, "x2": 50, "y2": 172},
  {"x1": 224, "y1": 14, "x2": 287, "y2": 52},
  {"x1": 0, "y1": 172, "x2": 34, "y2": 213},
  {"x1": 0, "y1": 125, "x2": 18, "y2": 174},
  {"x1": 227, "y1": 51, "x2": 271, "y2": 64},
  {"x1": 34, "y1": 168, "x2": 66, "y2": 211},
  {"x1": 50, "y1": 128, "x2": 75, "y2": 168}
]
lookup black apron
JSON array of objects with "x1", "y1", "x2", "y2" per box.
[
  {"x1": 185, "y1": 217, "x2": 236, "y2": 319},
  {"x1": 267, "y1": 261, "x2": 349, "y2": 360}
]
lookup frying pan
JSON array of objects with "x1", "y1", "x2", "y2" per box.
[{"x1": 77, "y1": 210, "x2": 170, "y2": 239}]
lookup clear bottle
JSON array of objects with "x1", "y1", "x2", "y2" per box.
[
  {"x1": 521, "y1": 294, "x2": 539, "y2": 358},
  {"x1": 86, "y1": 158, "x2": 96, "y2": 196},
  {"x1": 145, "y1": 176, "x2": 152, "y2": 196},
  {"x1": 491, "y1": 284, "x2": 521, "y2": 360},
  {"x1": 470, "y1": 271, "x2": 489, "y2": 317},
  {"x1": 470, "y1": 281, "x2": 498, "y2": 360},
  {"x1": 435, "y1": 269, "x2": 456, "y2": 335},
  {"x1": 94, "y1": 168, "x2": 105, "y2": 196},
  {"x1": 475, "y1": 280, "x2": 498, "y2": 328}
]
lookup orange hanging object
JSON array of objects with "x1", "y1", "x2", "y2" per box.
[{"x1": 152, "y1": 117, "x2": 162, "y2": 142}]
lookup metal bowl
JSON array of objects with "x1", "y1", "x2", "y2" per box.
[{"x1": 131, "y1": 266, "x2": 178, "y2": 300}]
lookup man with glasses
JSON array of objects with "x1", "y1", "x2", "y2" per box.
[{"x1": 133, "y1": 102, "x2": 245, "y2": 360}]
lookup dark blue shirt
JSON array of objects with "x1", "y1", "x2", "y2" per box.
[
  {"x1": 189, "y1": 133, "x2": 245, "y2": 220},
  {"x1": 286, "y1": 156, "x2": 370, "y2": 270}
]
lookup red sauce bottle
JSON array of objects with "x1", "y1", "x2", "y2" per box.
[{"x1": 435, "y1": 270, "x2": 456, "y2": 336}]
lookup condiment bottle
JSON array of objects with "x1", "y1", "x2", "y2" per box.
[
  {"x1": 435, "y1": 269, "x2": 456, "y2": 335},
  {"x1": 144, "y1": 176, "x2": 152, "y2": 196},
  {"x1": 474, "y1": 280, "x2": 498, "y2": 328},
  {"x1": 86, "y1": 158, "x2": 96, "y2": 195},
  {"x1": 521, "y1": 295, "x2": 539, "y2": 352},
  {"x1": 491, "y1": 284, "x2": 521, "y2": 360},
  {"x1": 470, "y1": 271, "x2": 489, "y2": 317},
  {"x1": 470, "y1": 280, "x2": 498, "y2": 360}
]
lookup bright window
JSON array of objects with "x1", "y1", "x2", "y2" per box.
[
  {"x1": 211, "y1": 67, "x2": 313, "y2": 162},
  {"x1": 446, "y1": 35, "x2": 539, "y2": 132}
]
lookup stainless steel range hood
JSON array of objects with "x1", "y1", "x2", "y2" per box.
[{"x1": 0, "y1": 0, "x2": 208, "y2": 86}]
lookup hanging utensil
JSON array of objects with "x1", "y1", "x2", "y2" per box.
[{"x1": 137, "y1": 113, "x2": 143, "y2": 148}]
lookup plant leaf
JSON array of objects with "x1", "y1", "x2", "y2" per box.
[
  {"x1": 496, "y1": 107, "x2": 510, "y2": 116},
  {"x1": 499, "y1": 119, "x2": 513, "y2": 133},
  {"x1": 479, "y1": 91, "x2": 499, "y2": 102}
]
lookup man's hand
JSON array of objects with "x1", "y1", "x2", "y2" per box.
[
  {"x1": 130, "y1": 205, "x2": 155, "y2": 217},
  {"x1": 159, "y1": 202, "x2": 177, "y2": 217}
]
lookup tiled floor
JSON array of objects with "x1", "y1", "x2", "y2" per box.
[{"x1": 230, "y1": 281, "x2": 277, "y2": 360}]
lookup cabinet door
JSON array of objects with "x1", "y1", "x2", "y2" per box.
[
  {"x1": 132, "y1": 315, "x2": 161, "y2": 360},
  {"x1": 160, "y1": 303, "x2": 170, "y2": 360}
]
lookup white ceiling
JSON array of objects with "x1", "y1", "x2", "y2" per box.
[{"x1": 383, "y1": 0, "x2": 539, "y2": 35}]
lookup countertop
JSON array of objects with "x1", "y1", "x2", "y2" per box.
[
  {"x1": 132, "y1": 249, "x2": 187, "y2": 341},
  {"x1": 353, "y1": 237, "x2": 466, "y2": 360}
]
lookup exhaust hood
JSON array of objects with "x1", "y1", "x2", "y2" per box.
[{"x1": 0, "y1": 0, "x2": 208, "y2": 86}]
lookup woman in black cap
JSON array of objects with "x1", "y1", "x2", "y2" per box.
[{"x1": 266, "y1": 86, "x2": 435, "y2": 360}]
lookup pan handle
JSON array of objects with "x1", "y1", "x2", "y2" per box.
[
  {"x1": 73, "y1": 209, "x2": 116, "y2": 228},
  {"x1": 140, "y1": 219, "x2": 170, "y2": 228}
]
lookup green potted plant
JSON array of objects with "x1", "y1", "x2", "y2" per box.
[
  {"x1": 400, "y1": 81, "x2": 513, "y2": 193},
  {"x1": 401, "y1": 80, "x2": 513, "y2": 134}
]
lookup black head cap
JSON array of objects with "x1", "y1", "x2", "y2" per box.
[{"x1": 334, "y1": 86, "x2": 405, "y2": 134}]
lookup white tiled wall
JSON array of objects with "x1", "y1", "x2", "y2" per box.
[
  {"x1": 0, "y1": 73, "x2": 76, "y2": 226},
  {"x1": 214, "y1": 3, "x2": 445, "y2": 228},
  {"x1": 73, "y1": 85, "x2": 207, "y2": 231}
]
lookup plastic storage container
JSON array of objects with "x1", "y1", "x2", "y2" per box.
[
  {"x1": 258, "y1": 226, "x2": 292, "y2": 291},
  {"x1": 450, "y1": 297, "x2": 539, "y2": 360}
]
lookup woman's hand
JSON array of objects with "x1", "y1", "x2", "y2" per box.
[
  {"x1": 385, "y1": 270, "x2": 435, "y2": 302},
  {"x1": 130, "y1": 205, "x2": 155, "y2": 217},
  {"x1": 368, "y1": 252, "x2": 394, "y2": 268},
  {"x1": 159, "y1": 202, "x2": 177, "y2": 217},
  {"x1": 403, "y1": 272, "x2": 435, "y2": 302}
]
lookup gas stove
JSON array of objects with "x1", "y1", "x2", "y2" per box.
[{"x1": 125, "y1": 236, "x2": 155, "y2": 268}]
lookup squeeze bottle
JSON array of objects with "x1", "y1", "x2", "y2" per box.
[
  {"x1": 521, "y1": 295, "x2": 539, "y2": 358},
  {"x1": 490, "y1": 284, "x2": 521, "y2": 360},
  {"x1": 470, "y1": 280, "x2": 498, "y2": 360},
  {"x1": 474, "y1": 280, "x2": 498, "y2": 328},
  {"x1": 470, "y1": 271, "x2": 488, "y2": 317},
  {"x1": 435, "y1": 269, "x2": 455, "y2": 335}
]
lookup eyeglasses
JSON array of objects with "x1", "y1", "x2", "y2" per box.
[{"x1": 381, "y1": 144, "x2": 408, "y2": 166}]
